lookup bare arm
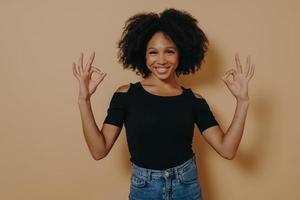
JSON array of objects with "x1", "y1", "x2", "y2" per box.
[
  {"x1": 195, "y1": 54, "x2": 255, "y2": 160},
  {"x1": 77, "y1": 85, "x2": 129, "y2": 160},
  {"x1": 200, "y1": 98, "x2": 249, "y2": 160},
  {"x1": 221, "y1": 99, "x2": 249, "y2": 158},
  {"x1": 72, "y1": 51, "x2": 128, "y2": 160},
  {"x1": 78, "y1": 98, "x2": 107, "y2": 160}
]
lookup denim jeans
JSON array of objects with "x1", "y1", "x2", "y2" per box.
[{"x1": 128, "y1": 156, "x2": 203, "y2": 200}]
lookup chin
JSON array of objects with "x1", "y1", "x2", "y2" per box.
[{"x1": 153, "y1": 72, "x2": 174, "y2": 80}]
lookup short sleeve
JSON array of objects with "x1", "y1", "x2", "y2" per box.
[
  {"x1": 193, "y1": 98, "x2": 219, "y2": 134},
  {"x1": 103, "y1": 92, "x2": 127, "y2": 128}
]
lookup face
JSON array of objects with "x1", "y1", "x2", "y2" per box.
[{"x1": 145, "y1": 32, "x2": 179, "y2": 80}]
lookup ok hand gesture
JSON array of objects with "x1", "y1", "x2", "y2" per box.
[
  {"x1": 221, "y1": 54, "x2": 255, "y2": 101},
  {"x1": 72, "y1": 52, "x2": 107, "y2": 100}
]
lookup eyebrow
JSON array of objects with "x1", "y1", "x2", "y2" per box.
[{"x1": 147, "y1": 47, "x2": 177, "y2": 50}]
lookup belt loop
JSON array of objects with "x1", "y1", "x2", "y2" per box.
[
  {"x1": 147, "y1": 169, "x2": 152, "y2": 182},
  {"x1": 175, "y1": 168, "x2": 180, "y2": 180}
]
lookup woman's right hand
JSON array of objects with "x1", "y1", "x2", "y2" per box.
[{"x1": 72, "y1": 52, "x2": 107, "y2": 100}]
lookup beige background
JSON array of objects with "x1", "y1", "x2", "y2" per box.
[{"x1": 1, "y1": 0, "x2": 299, "y2": 199}]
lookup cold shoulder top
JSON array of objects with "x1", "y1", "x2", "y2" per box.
[{"x1": 103, "y1": 81, "x2": 219, "y2": 170}]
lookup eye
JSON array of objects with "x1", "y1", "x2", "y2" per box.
[
  {"x1": 166, "y1": 50, "x2": 175, "y2": 54},
  {"x1": 149, "y1": 51, "x2": 157, "y2": 55}
]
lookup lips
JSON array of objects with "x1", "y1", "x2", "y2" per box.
[{"x1": 154, "y1": 67, "x2": 170, "y2": 74}]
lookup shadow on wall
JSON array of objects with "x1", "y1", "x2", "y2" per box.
[
  {"x1": 191, "y1": 47, "x2": 271, "y2": 200},
  {"x1": 193, "y1": 96, "x2": 270, "y2": 200}
]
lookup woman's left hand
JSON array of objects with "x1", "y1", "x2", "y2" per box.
[{"x1": 221, "y1": 54, "x2": 255, "y2": 101}]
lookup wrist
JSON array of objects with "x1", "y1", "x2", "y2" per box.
[
  {"x1": 78, "y1": 96, "x2": 91, "y2": 102},
  {"x1": 236, "y1": 98, "x2": 250, "y2": 106},
  {"x1": 236, "y1": 96, "x2": 249, "y2": 102}
]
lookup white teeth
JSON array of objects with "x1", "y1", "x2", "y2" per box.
[{"x1": 155, "y1": 67, "x2": 169, "y2": 74}]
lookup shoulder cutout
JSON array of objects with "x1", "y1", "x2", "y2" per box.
[
  {"x1": 116, "y1": 84, "x2": 130, "y2": 93},
  {"x1": 193, "y1": 92, "x2": 203, "y2": 99}
]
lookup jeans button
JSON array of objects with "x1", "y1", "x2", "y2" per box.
[{"x1": 165, "y1": 171, "x2": 169, "y2": 177}]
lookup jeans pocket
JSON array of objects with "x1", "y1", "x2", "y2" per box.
[
  {"x1": 131, "y1": 174, "x2": 147, "y2": 188},
  {"x1": 179, "y1": 163, "x2": 199, "y2": 184}
]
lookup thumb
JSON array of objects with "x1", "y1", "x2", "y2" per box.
[
  {"x1": 221, "y1": 75, "x2": 230, "y2": 87},
  {"x1": 95, "y1": 73, "x2": 106, "y2": 85},
  {"x1": 221, "y1": 74, "x2": 227, "y2": 83}
]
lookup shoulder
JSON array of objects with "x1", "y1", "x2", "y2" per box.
[
  {"x1": 189, "y1": 89, "x2": 204, "y2": 99},
  {"x1": 193, "y1": 92, "x2": 203, "y2": 99},
  {"x1": 110, "y1": 84, "x2": 130, "y2": 105},
  {"x1": 116, "y1": 84, "x2": 131, "y2": 93}
]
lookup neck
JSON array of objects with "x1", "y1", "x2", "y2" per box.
[{"x1": 143, "y1": 73, "x2": 179, "y2": 88}]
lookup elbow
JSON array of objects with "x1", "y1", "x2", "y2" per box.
[
  {"x1": 221, "y1": 152, "x2": 236, "y2": 160},
  {"x1": 220, "y1": 144, "x2": 236, "y2": 160},
  {"x1": 224, "y1": 154, "x2": 235, "y2": 160},
  {"x1": 92, "y1": 150, "x2": 108, "y2": 161}
]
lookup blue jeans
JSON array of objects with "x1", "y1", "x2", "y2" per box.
[{"x1": 129, "y1": 156, "x2": 203, "y2": 200}]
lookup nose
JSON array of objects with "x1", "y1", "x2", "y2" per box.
[{"x1": 157, "y1": 54, "x2": 167, "y2": 65}]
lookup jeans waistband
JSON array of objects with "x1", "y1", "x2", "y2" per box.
[{"x1": 131, "y1": 156, "x2": 196, "y2": 181}]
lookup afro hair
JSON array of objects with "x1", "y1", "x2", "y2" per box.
[{"x1": 117, "y1": 8, "x2": 209, "y2": 78}]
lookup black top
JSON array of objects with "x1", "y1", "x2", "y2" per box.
[{"x1": 103, "y1": 81, "x2": 219, "y2": 170}]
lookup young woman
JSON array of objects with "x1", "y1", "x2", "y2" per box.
[{"x1": 72, "y1": 8, "x2": 255, "y2": 200}]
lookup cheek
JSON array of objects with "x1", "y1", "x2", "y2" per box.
[
  {"x1": 169, "y1": 55, "x2": 179, "y2": 64},
  {"x1": 146, "y1": 56, "x2": 155, "y2": 65}
]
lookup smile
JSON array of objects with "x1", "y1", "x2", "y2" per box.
[{"x1": 154, "y1": 67, "x2": 170, "y2": 74}]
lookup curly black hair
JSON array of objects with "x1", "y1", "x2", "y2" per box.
[{"x1": 117, "y1": 8, "x2": 209, "y2": 78}]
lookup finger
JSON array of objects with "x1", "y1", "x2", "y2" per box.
[
  {"x1": 222, "y1": 71, "x2": 234, "y2": 84},
  {"x1": 92, "y1": 70, "x2": 106, "y2": 85},
  {"x1": 224, "y1": 68, "x2": 235, "y2": 74},
  {"x1": 78, "y1": 52, "x2": 84, "y2": 74},
  {"x1": 96, "y1": 72, "x2": 107, "y2": 82},
  {"x1": 235, "y1": 53, "x2": 243, "y2": 73},
  {"x1": 222, "y1": 74, "x2": 230, "y2": 84},
  {"x1": 245, "y1": 55, "x2": 251, "y2": 77},
  {"x1": 85, "y1": 51, "x2": 95, "y2": 72},
  {"x1": 224, "y1": 72, "x2": 233, "y2": 81},
  {"x1": 101, "y1": 72, "x2": 107, "y2": 81},
  {"x1": 248, "y1": 64, "x2": 255, "y2": 80},
  {"x1": 72, "y1": 62, "x2": 78, "y2": 74},
  {"x1": 224, "y1": 69, "x2": 236, "y2": 77},
  {"x1": 222, "y1": 74, "x2": 232, "y2": 86},
  {"x1": 90, "y1": 69, "x2": 106, "y2": 79},
  {"x1": 72, "y1": 62, "x2": 80, "y2": 79},
  {"x1": 76, "y1": 57, "x2": 81, "y2": 75},
  {"x1": 232, "y1": 68, "x2": 237, "y2": 76},
  {"x1": 91, "y1": 66, "x2": 106, "y2": 76},
  {"x1": 77, "y1": 54, "x2": 81, "y2": 74}
]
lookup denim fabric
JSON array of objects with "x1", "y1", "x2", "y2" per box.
[{"x1": 128, "y1": 156, "x2": 203, "y2": 200}]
